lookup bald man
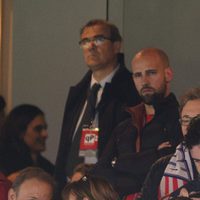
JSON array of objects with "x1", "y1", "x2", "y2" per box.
[{"x1": 92, "y1": 48, "x2": 182, "y2": 197}]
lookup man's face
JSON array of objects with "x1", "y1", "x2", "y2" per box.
[
  {"x1": 132, "y1": 53, "x2": 172, "y2": 104},
  {"x1": 80, "y1": 25, "x2": 121, "y2": 72},
  {"x1": 8, "y1": 178, "x2": 53, "y2": 200},
  {"x1": 180, "y1": 99, "x2": 200, "y2": 135},
  {"x1": 23, "y1": 115, "x2": 48, "y2": 153}
]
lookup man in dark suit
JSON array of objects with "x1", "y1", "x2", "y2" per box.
[{"x1": 54, "y1": 19, "x2": 140, "y2": 193}]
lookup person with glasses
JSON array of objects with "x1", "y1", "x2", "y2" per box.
[
  {"x1": 54, "y1": 19, "x2": 141, "y2": 196},
  {"x1": 138, "y1": 87, "x2": 200, "y2": 200},
  {"x1": 62, "y1": 175, "x2": 119, "y2": 200}
]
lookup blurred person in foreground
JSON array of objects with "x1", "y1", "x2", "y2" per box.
[
  {"x1": 62, "y1": 175, "x2": 119, "y2": 200},
  {"x1": 0, "y1": 104, "x2": 54, "y2": 181},
  {"x1": 8, "y1": 167, "x2": 55, "y2": 200}
]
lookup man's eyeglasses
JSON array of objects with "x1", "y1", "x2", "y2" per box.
[
  {"x1": 179, "y1": 114, "x2": 200, "y2": 126},
  {"x1": 179, "y1": 117, "x2": 193, "y2": 126},
  {"x1": 79, "y1": 35, "x2": 113, "y2": 49}
]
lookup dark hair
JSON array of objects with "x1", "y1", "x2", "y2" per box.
[
  {"x1": 0, "y1": 104, "x2": 44, "y2": 143},
  {"x1": 62, "y1": 175, "x2": 119, "y2": 200},
  {"x1": 80, "y1": 19, "x2": 122, "y2": 42},
  {"x1": 179, "y1": 87, "x2": 200, "y2": 114},
  {"x1": 0, "y1": 96, "x2": 6, "y2": 111},
  {"x1": 184, "y1": 116, "x2": 200, "y2": 149},
  {"x1": 12, "y1": 167, "x2": 55, "y2": 198}
]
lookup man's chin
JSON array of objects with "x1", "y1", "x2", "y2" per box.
[
  {"x1": 87, "y1": 63, "x2": 102, "y2": 72},
  {"x1": 141, "y1": 93, "x2": 165, "y2": 105},
  {"x1": 86, "y1": 56, "x2": 99, "y2": 65},
  {"x1": 35, "y1": 146, "x2": 46, "y2": 153},
  {"x1": 141, "y1": 94, "x2": 154, "y2": 105}
]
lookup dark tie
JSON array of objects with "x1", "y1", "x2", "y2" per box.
[
  {"x1": 83, "y1": 83, "x2": 101, "y2": 124},
  {"x1": 66, "y1": 83, "x2": 101, "y2": 176}
]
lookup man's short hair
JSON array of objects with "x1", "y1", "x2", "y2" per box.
[
  {"x1": 12, "y1": 167, "x2": 55, "y2": 197},
  {"x1": 80, "y1": 19, "x2": 122, "y2": 42},
  {"x1": 179, "y1": 87, "x2": 200, "y2": 114}
]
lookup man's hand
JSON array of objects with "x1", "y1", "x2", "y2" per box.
[{"x1": 157, "y1": 141, "x2": 172, "y2": 150}]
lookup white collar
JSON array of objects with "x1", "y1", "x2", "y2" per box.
[{"x1": 90, "y1": 65, "x2": 119, "y2": 88}]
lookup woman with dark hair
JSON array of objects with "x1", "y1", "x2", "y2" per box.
[
  {"x1": 0, "y1": 104, "x2": 54, "y2": 180},
  {"x1": 62, "y1": 175, "x2": 119, "y2": 200}
]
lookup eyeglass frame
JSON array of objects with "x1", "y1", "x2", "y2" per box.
[
  {"x1": 179, "y1": 114, "x2": 200, "y2": 126},
  {"x1": 79, "y1": 35, "x2": 114, "y2": 49}
]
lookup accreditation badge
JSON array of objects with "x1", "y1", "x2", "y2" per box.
[{"x1": 79, "y1": 127, "x2": 99, "y2": 164}]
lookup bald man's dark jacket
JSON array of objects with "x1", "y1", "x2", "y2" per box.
[{"x1": 91, "y1": 93, "x2": 183, "y2": 196}]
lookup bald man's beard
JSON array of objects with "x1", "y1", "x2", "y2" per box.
[{"x1": 140, "y1": 83, "x2": 167, "y2": 105}]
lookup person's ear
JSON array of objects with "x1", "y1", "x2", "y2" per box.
[
  {"x1": 113, "y1": 41, "x2": 121, "y2": 54},
  {"x1": 165, "y1": 67, "x2": 173, "y2": 83},
  {"x1": 8, "y1": 188, "x2": 17, "y2": 200}
]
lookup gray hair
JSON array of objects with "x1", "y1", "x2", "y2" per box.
[
  {"x1": 12, "y1": 167, "x2": 55, "y2": 199},
  {"x1": 180, "y1": 87, "x2": 200, "y2": 114}
]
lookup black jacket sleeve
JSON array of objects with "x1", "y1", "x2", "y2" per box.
[
  {"x1": 139, "y1": 155, "x2": 171, "y2": 200},
  {"x1": 93, "y1": 118, "x2": 137, "y2": 170}
]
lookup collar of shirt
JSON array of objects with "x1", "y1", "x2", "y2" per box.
[
  {"x1": 90, "y1": 65, "x2": 119, "y2": 107},
  {"x1": 90, "y1": 65, "x2": 119, "y2": 88}
]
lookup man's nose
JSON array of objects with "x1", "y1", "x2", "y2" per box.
[
  {"x1": 88, "y1": 41, "x2": 97, "y2": 50},
  {"x1": 41, "y1": 129, "x2": 48, "y2": 138},
  {"x1": 141, "y1": 75, "x2": 149, "y2": 85}
]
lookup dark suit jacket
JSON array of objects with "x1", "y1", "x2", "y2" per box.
[
  {"x1": 92, "y1": 93, "x2": 183, "y2": 197},
  {"x1": 54, "y1": 61, "x2": 140, "y2": 193}
]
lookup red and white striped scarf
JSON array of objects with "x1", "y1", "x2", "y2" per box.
[{"x1": 159, "y1": 143, "x2": 194, "y2": 199}]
